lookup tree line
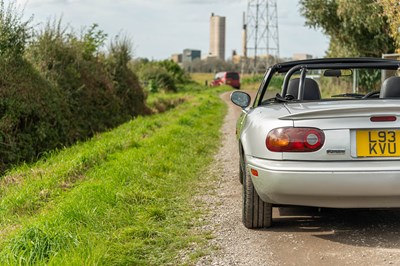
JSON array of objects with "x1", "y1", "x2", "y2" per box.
[{"x1": 300, "y1": 0, "x2": 399, "y2": 57}]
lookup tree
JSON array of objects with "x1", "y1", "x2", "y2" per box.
[
  {"x1": 377, "y1": 0, "x2": 400, "y2": 53},
  {"x1": 299, "y1": 0, "x2": 395, "y2": 57}
]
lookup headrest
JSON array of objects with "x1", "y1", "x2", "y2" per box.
[
  {"x1": 380, "y1": 76, "x2": 400, "y2": 98},
  {"x1": 287, "y1": 78, "x2": 321, "y2": 100}
]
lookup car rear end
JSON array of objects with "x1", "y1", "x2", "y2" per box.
[
  {"x1": 232, "y1": 58, "x2": 400, "y2": 228},
  {"x1": 225, "y1": 72, "x2": 240, "y2": 89},
  {"x1": 246, "y1": 100, "x2": 400, "y2": 208}
]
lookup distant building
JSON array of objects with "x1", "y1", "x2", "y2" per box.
[
  {"x1": 209, "y1": 13, "x2": 226, "y2": 60},
  {"x1": 292, "y1": 53, "x2": 313, "y2": 61},
  {"x1": 171, "y1": 53, "x2": 182, "y2": 64},
  {"x1": 232, "y1": 54, "x2": 242, "y2": 65},
  {"x1": 182, "y1": 49, "x2": 201, "y2": 64}
]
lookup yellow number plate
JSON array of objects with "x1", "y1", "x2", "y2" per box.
[{"x1": 356, "y1": 130, "x2": 400, "y2": 157}]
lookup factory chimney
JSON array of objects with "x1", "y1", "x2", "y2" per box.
[
  {"x1": 242, "y1": 12, "x2": 247, "y2": 58},
  {"x1": 209, "y1": 13, "x2": 226, "y2": 60}
]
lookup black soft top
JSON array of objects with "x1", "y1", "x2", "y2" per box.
[{"x1": 272, "y1": 58, "x2": 400, "y2": 73}]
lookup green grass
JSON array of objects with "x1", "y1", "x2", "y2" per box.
[{"x1": 0, "y1": 86, "x2": 228, "y2": 265}]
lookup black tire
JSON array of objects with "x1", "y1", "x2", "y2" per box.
[
  {"x1": 239, "y1": 164, "x2": 244, "y2": 184},
  {"x1": 242, "y1": 165, "x2": 273, "y2": 229},
  {"x1": 239, "y1": 151, "x2": 245, "y2": 184}
]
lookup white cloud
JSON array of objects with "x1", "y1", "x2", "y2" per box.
[
  {"x1": 17, "y1": 0, "x2": 67, "y2": 6},
  {"x1": 170, "y1": 0, "x2": 243, "y2": 4}
]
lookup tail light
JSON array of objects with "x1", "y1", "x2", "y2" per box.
[
  {"x1": 266, "y1": 127, "x2": 325, "y2": 152},
  {"x1": 370, "y1": 116, "x2": 397, "y2": 122}
]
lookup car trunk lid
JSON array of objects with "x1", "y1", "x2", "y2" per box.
[
  {"x1": 279, "y1": 100, "x2": 400, "y2": 161},
  {"x1": 281, "y1": 100, "x2": 400, "y2": 122}
]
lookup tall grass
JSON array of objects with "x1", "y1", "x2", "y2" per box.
[{"x1": 0, "y1": 87, "x2": 227, "y2": 265}]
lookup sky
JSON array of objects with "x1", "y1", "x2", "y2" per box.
[{"x1": 14, "y1": 0, "x2": 330, "y2": 60}]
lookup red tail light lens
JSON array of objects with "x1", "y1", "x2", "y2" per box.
[
  {"x1": 266, "y1": 127, "x2": 325, "y2": 152},
  {"x1": 370, "y1": 116, "x2": 397, "y2": 122}
]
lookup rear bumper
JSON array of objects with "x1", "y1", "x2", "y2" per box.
[{"x1": 247, "y1": 156, "x2": 400, "y2": 208}]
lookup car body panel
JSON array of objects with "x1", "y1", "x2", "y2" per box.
[
  {"x1": 247, "y1": 156, "x2": 400, "y2": 208},
  {"x1": 281, "y1": 100, "x2": 400, "y2": 121}
]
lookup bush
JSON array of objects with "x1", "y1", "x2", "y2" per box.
[
  {"x1": 0, "y1": 2, "x2": 68, "y2": 171},
  {"x1": 26, "y1": 21, "x2": 150, "y2": 141},
  {"x1": 131, "y1": 59, "x2": 190, "y2": 93},
  {"x1": 107, "y1": 35, "x2": 150, "y2": 117},
  {"x1": 0, "y1": 19, "x2": 150, "y2": 172},
  {"x1": 139, "y1": 65, "x2": 177, "y2": 92},
  {"x1": 0, "y1": 56, "x2": 69, "y2": 171},
  {"x1": 27, "y1": 20, "x2": 117, "y2": 140},
  {"x1": 0, "y1": 1, "x2": 32, "y2": 58},
  {"x1": 158, "y1": 60, "x2": 190, "y2": 84}
]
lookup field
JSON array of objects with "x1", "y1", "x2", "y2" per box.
[
  {"x1": 0, "y1": 86, "x2": 228, "y2": 265},
  {"x1": 190, "y1": 72, "x2": 264, "y2": 91},
  {"x1": 190, "y1": 73, "x2": 215, "y2": 86}
]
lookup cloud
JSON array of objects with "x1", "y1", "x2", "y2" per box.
[
  {"x1": 165, "y1": 0, "x2": 242, "y2": 4},
  {"x1": 19, "y1": 0, "x2": 67, "y2": 5},
  {"x1": 17, "y1": 0, "x2": 89, "y2": 8}
]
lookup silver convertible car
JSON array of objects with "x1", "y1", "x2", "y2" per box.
[{"x1": 231, "y1": 58, "x2": 400, "y2": 229}]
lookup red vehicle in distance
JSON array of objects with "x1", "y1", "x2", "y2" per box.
[{"x1": 210, "y1": 71, "x2": 241, "y2": 89}]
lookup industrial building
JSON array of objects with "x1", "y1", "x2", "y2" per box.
[
  {"x1": 292, "y1": 53, "x2": 313, "y2": 61},
  {"x1": 171, "y1": 53, "x2": 182, "y2": 64},
  {"x1": 182, "y1": 49, "x2": 201, "y2": 63},
  {"x1": 209, "y1": 13, "x2": 226, "y2": 60}
]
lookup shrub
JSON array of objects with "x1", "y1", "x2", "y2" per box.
[
  {"x1": 158, "y1": 60, "x2": 190, "y2": 84},
  {"x1": 27, "y1": 20, "x2": 116, "y2": 140},
  {"x1": 107, "y1": 35, "x2": 151, "y2": 118},
  {"x1": 131, "y1": 59, "x2": 190, "y2": 93},
  {"x1": 0, "y1": 2, "x2": 70, "y2": 171},
  {"x1": 139, "y1": 65, "x2": 177, "y2": 92},
  {"x1": 0, "y1": 1, "x2": 32, "y2": 58},
  {"x1": 0, "y1": 56, "x2": 69, "y2": 171},
  {"x1": 27, "y1": 21, "x2": 150, "y2": 142},
  {"x1": 0, "y1": 19, "x2": 150, "y2": 172}
]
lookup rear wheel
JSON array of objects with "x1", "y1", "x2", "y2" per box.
[
  {"x1": 239, "y1": 151, "x2": 245, "y2": 184},
  {"x1": 242, "y1": 165, "x2": 273, "y2": 229}
]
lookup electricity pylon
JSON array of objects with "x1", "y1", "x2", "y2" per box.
[{"x1": 244, "y1": 0, "x2": 280, "y2": 73}]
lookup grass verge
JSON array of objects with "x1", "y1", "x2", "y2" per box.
[{"x1": 0, "y1": 86, "x2": 228, "y2": 265}]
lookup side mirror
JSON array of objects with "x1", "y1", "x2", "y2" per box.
[{"x1": 231, "y1": 91, "x2": 251, "y2": 108}]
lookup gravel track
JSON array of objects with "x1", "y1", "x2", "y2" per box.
[{"x1": 195, "y1": 91, "x2": 400, "y2": 266}]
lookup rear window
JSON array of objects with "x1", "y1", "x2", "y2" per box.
[{"x1": 226, "y1": 72, "x2": 239, "y2": 79}]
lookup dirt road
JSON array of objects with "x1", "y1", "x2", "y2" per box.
[{"x1": 196, "y1": 91, "x2": 400, "y2": 266}]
